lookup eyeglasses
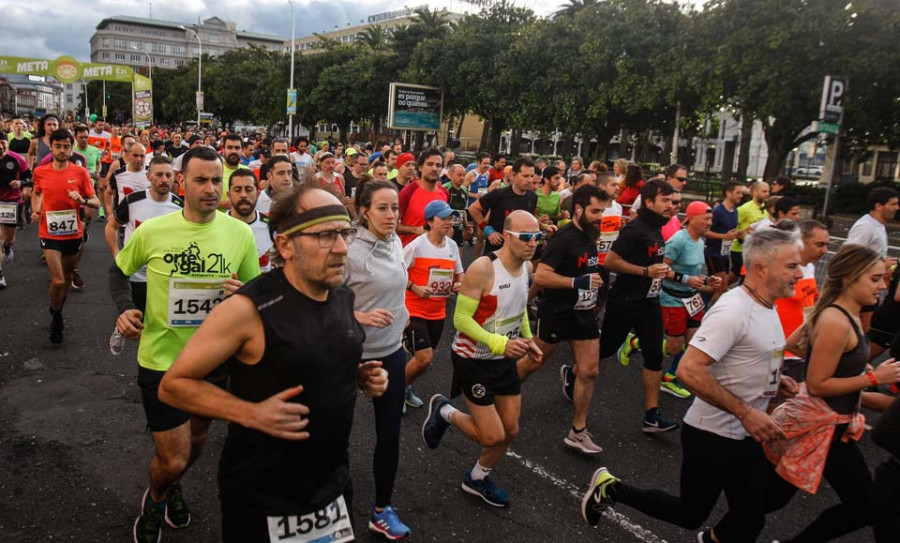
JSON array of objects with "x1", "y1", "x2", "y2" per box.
[
  {"x1": 506, "y1": 231, "x2": 544, "y2": 243},
  {"x1": 675, "y1": 176, "x2": 689, "y2": 183},
  {"x1": 291, "y1": 227, "x2": 357, "y2": 248}
]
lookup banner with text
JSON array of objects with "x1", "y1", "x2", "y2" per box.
[
  {"x1": 387, "y1": 83, "x2": 442, "y2": 131},
  {"x1": 133, "y1": 73, "x2": 153, "y2": 128},
  {"x1": 0, "y1": 55, "x2": 134, "y2": 83}
]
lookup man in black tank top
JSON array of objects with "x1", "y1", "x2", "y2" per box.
[{"x1": 159, "y1": 187, "x2": 388, "y2": 542}]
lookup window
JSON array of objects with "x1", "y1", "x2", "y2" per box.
[
  {"x1": 115, "y1": 53, "x2": 126, "y2": 61},
  {"x1": 209, "y1": 32, "x2": 221, "y2": 43},
  {"x1": 114, "y1": 39, "x2": 127, "y2": 49},
  {"x1": 102, "y1": 37, "x2": 110, "y2": 48},
  {"x1": 66, "y1": 94, "x2": 73, "y2": 103},
  {"x1": 191, "y1": 46, "x2": 200, "y2": 56},
  {"x1": 131, "y1": 40, "x2": 141, "y2": 50},
  {"x1": 862, "y1": 156, "x2": 874, "y2": 176},
  {"x1": 876, "y1": 152, "x2": 898, "y2": 181},
  {"x1": 172, "y1": 45, "x2": 184, "y2": 55},
  {"x1": 161, "y1": 58, "x2": 170, "y2": 66},
  {"x1": 102, "y1": 53, "x2": 110, "y2": 59},
  {"x1": 65, "y1": 83, "x2": 72, "y2": 89},
  {"x1": 130, "y1": 54, "x2": 140, "y2": 62},
  {"x1": 175, "y1": 59, "x2": 184, "y2": 67}
]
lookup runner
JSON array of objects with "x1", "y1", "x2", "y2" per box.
[
  {"x1": 0, "y1": 133, "x2": 29, "y2": 287},
  {"x1": 872, "y1": 393, "x2": 900, "y2": 542},
  {"x1": 240, "y1": 139, "x2": 255, "y2": 166},
  {"x1": 402, "y1": 200, "x2": 464, "y2": 409},
  {"x1": 596, "y1": 172, "x2": 625, "y2": 298},
  {"x1": 27, "y1": 114, "x2": 60, "y2": 169},
  {"x1": 31, "y1": 129, "x2": 101, "y2": 343},
  {"x1": 658, "y1": 202, "x2": 724, "y2": 399},
  {"x1": 870, "y1": 263, "x2": 900, "y2": 362},
  {"x1": 105, "y1": 155, "x2": 183, "y2": 313},
  {"x1": 256, "y1": 155, "x2": 294, "y2": 214},
  {"x1": 397, "y1": 148, "x2": 450, "y2": 246},
  {"x1": 108, "y1": 146, "x2": 260, "y2": 543},
  {"x1": 227, "y1": 169, "x2": 274, "y2": 273},
  {"x1": 157, "y1": 187, "x2": 386, "y2": 542},
  {"x1": 346, "y1": 180, "x2": 412, "y2": 539},
  {"x1": 314, "y1": 152, "x2": 348, "y2": 204},
  {"x1": 704, "y1": 180, "x2": 744, "y2": 298},
  {"x1": 443, "y1": 163, "x2": 472, "y2": 246},
  {"x1": 846, "y1": 187, "x2": 898, "y2": 257},
  {"x1": 108, "y1": 142, "x2": 149, "y2": 211},
  {"x1": 421, "y1": 210, "x2": 542, "y2": 508},
  {"x1": 468, "y1": 157, "x2": 538, "y2": 255},
  {"x1": 520, "y1": 185, "x2": 610, "y2": 454},
  {"x1": 7, "y1": 118, "x2": 32, "y2": 155},
  {"x1": 221, "y1": 134, "x2": 251, "y2": 209},
  {"x1": 392, "y1": 152, "x2": 416, "y2": 194},
  {"x1": 731, "y1": 180, "x2": 770, "y2": 278},
  {"x1": 463, "y1": 152, "x2": 492, "y2": 254},
  {"x1": 583, "y1": 227, "x2": 804, "y2": 543},
  {"x1": 290, "y1": 136, "x2": 314, "y2": 170},
  {"x1": 599, "y1": 179, "x2": 680, "y2": 432},
  {"x1": 535, "y1": 166, "x2": 567, "y2": 229}
]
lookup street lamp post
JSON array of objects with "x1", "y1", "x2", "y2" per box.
[
  {"x1": 180, "y1": 26, "x2": 202, "y2": 127},
  {"x1": 288, "y1": 0, "x2": 296, "y2": 139},
  {"x1": 130, "y1": 45, "x2": 152, "y2": 79}
]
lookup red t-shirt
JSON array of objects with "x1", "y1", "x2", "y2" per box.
[
  {"x1": 34, "y1": 163, "x2": 95, "y2": 240},
  {"x1": 398, "y1": 180, "x2": 450, "y2": 246},
  {"x1": 617, "y1": 180, "x2": 644, "y2": 208},
  {"x1": 488, "y1": 167, "x2": 505, "y2": 183}
]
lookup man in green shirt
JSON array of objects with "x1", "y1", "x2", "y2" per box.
[
  {"x1": 110, "y1": 146, "x2": 260, "y2": 543},
  {"x1": 732, "y1": 181, "x2": 770, "y2": 276}
]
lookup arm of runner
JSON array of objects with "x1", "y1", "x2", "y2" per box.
[
  {"x1": 534, "y1": 262, "x2": 601, "y2": 290},
  {"x1": 704, "y1": 229, "x2": 737, "y2": 240},
  {"x1": 862, "y1": 392, "x2": 895, "y2": 413},
  {"x1": 109, "y1": 263, "x2": 143, "y2": 338},
  {"x1": 357, "y1": 361, "x2": 388, "y2": 398},
  {"x1": 604, "y1": 250, "x2": 668, "y2": 279},
  {"x1": 467, "y1": 199, "x2": 487, "y2": 228},
  {"x1": 105, "y1": 217, "x2": 123, "y2": 257},
  {"x1": 160, "y1": 295, "x2": 311, "y2": 441}
]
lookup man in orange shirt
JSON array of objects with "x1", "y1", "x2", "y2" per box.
[
  {"x1": 774, "y1": 220, "x2": 829, "y2": 359},
  {"x1": 397, "y1": 148, "x2": 450, "y2": 247},
  {"x1": 31, "y1": 129, "x2": 101, "y2": 343}
]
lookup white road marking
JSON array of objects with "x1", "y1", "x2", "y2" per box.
[{"x1": 506, "y1": 450, "x2": 670, "y2": 543}]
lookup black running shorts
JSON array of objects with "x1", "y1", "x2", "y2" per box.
[{"x1": 450, "y1": 352, "x2": 521, "y2": 407}]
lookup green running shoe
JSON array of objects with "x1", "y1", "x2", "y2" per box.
[
  {"x1": 581, "y1": 467, "x2": 619, "y2": 526},
  {"x1": 660, "y1": 374, "x2": 691, "y2": 399},
  {"x1": 617, "y1": 332, "x2": 635, "y2": 366}
]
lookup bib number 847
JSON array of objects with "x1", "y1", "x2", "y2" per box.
[{"x1": 48, "y1": 219, "x2": 76, "y2": 233}]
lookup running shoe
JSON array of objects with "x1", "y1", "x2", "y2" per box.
[
  {"x1": 368, "y1": 505, "x2": 411, "y2": 540},
  {"x1": 560, "y1": 364, "x2": 575, "y2": 403},
  {"x1": 581, "y1": 467, "x2": 618, "y2": 526},
  {"x1": 405, "y1": 386, "x2": 423, "y2": 408},
  {"x1": 461, "y1": 470, "x2": 509, "y2": 508},
  {"x1": 2, "y1": 244, "x2": 12, "y2": 263},
  {"x1": 49, "y1": 310, "x2": 63, "y2": 344},
  {"x1": 71, "y1": 269, "x2": 85, "y2": 291},
  {"x1": 617, "y1": 332, "x2": 635, "y2": 366},
  {"x1": 164, "y1": 483, "x2": 191, "y2": 529},
  {"x1": 660, "y1": 374, "x2": 691, "y2": 399},
  {"x1": 134, "y1": 488, "x2": 164, "y2": 543},
  {"x1": 642, "y1": 407, "x2": 679, "y2": 434},
  {"x1": 564, "y1": 428, "x2": 603, "y2": 454},
  {"x1": 422, "y1": 394, "x2": 451, "y2": 449},
  {"x1": 0, "y1": 273, "x2": 6, "y2": 289},
  {"x1": 697, "y1": 530, "x2": 714, "y2": 543}
]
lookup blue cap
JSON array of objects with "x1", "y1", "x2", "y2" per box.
[
  {"x1": 465, "y1": 162, "x2": 478, "y2": 173},
  {"x1": 425, "y1": 200, "x2": 456, "y2": 220},
  {"x1": 368, "y1": 151, "x2": 383, "y2": 164}
]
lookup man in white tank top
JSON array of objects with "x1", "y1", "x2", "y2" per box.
[{"x1": 421, "y1": 210, "x2": 542, "y2": 509}]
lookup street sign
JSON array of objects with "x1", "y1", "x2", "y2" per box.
[
  {"x1": 819, "y1": 76, "x2": 846, "y2": 124},
  {"x1": 286, "y1": 89, "x2": 297, "y2": 115},
  {"x1": 195, "y1": 91, "x2": 204, "y2": 111},
  {"x1": 102, "y1": 105, "x2": 107, "y2": 117},
  {"x1": 198, "y1": 112, "x2": 214, "y2": 119},
  {"x1": 816, "y1": 121, "x2": 839, "y2": 135}
]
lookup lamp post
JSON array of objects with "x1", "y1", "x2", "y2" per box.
[
  {"x1": 180, "y1": 25, "x2": 202, "y2": 127},
  {"x1": 130, "y1": 45, "x2": 152, "y2": 79},
  {"x1": 288, "y1": 0, "x2": 296, "y2": 138}
]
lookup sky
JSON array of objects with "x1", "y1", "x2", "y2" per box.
[{"x1": 0, "y1": 0, "x2": 706, "y2": 61}]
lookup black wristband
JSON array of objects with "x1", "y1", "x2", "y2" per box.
[
  {"x1": 673, "y1": 272, "x2": 684, "y2": 283},
  {"x1": 642, "y1": 266, "x2": 648, "y2": 278}
]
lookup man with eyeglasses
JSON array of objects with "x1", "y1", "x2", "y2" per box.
[
  {"x1": 158, "y1": 186, "x2": 387, "y2": 542},
  {"x1": 421, "y1": 210, "x2": 542, "y2": 509},
  {"x1": 520, "y1": 185, "x2": 611, "y2": 455},
  {"x1": 110, "y1": 146, "x2": 260, "y2": 543}
]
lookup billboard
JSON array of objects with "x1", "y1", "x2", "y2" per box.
[{"x1": 387, "y1": 83, "x2": 442, "y2": 131}]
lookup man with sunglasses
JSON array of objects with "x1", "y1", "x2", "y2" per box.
[
  {"x1": 520, "y1": 185, "x2": 611, "y2": 454},
  {"x1": 421, "y1": 210, "x2": 542, "y2": 508},
  {"x1": 159, "y1": 186, "x2": 387, "y2": 542},
  {"x1": 629, "y1": 164, "x2": 688, "y2": 225},
  {"x1": 109, "y1": 146, "x2": 260, "y2": 543}
]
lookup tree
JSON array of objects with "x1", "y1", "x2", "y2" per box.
[
  {"x1": 356, "y1": 25, "x2": 392, "y2": 51},
  {"x1": 553, "y1": 0, "x2": 601, "y2": 19}
]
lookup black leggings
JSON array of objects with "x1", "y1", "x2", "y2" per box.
[
  {"x1": 872, "y1": 457, "x2": 900, "y2": 542},
  {"x1": 367, "y1": 347, "x2": 406, "y2": 508},
  {"x1": 764, "y1": 428, "x2": 872, "y2": 543},
  {"x1": 611, "y1": 424, "x2": 768, "y2": 543},
  {"x1": 599, "y1": 298, "x2": 665, "y2": 371}
]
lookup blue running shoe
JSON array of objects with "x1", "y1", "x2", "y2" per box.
[
  {"x1": 461, "y1": 470, "x2": 510, "y2": 508},
  {"x1": 422, "y1": 394, "x2": 451, "y2": 449},
  {"x1": 642, "y1": 407, "x2": 679, "y2": 434},
  {"x1": 368, "y1": 505, "x2": 411, "y2": 540}
]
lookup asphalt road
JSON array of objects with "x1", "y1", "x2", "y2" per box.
[{"x1": 0, "y1": 219, "x2": 887, "y2": 543}]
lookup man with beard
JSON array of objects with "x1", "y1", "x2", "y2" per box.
[
  {"x1": 227, "y1": 169, "x2": 273, "y2": 272},
  {"x1": 397, "y1": 148, "x2": 449, "y2": 247},
  {"x1": 256, "y1": 155, "x2": 294, "y2": 215},
  {"x1": 220, "y1": 134, "x2": 251, "y2": 210},
  {"x1": 468, "y1": 158, "x2": 539, "y2": 255},
  {"x1": 598, "y1": 179, "x2": 681, "y2": 433},
  {"x1": 158, "y1": 187, "x2": 387, "y2": 541},
  {"x1": 518, "y1": 185, "x2": 610, "y2": 454},
  {"x1": 105, "y1": 155, "x2": 183, "y2": 313}
]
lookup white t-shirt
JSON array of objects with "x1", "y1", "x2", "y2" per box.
[
  {"x1": 631, "y1": 194, "x2": 643, "y2": 214},
  {"x1": 846, "y1": 213, "x2": 888, "y2": 256},
  {"x1": 114, "y1": 190, "x2": 183, "y2": 283},
  {"x1": 256, "y1": 190, "x2": 272, "y2": 214},
  {"x1": 291, "y1": 152, "x2": 314, "y2": 169},
  {"x1": 683, "y1": 287, "x2": 786, "y2": 440},
  {"x1": 402, "y1": 234, "x2": 464, "y2": 277},
  {"x1": 229, "y1": 210, "x2": 273, "y2": 272}
]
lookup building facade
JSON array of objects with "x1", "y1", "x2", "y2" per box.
[
  {"x1": 0, "y1": 74, "x2": 64, "y2": 118},
  {"x1": 90, "y1": 15, "x2": 285, "y2": 73}
]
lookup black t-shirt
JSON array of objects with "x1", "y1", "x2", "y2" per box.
[
  {"x1": 8, "y1": 136, "x2": 30, "y2": 155},
  {"x1": 479, "y1": 186, "x2": 538, "y2": 237},
  {"x1": 608, "y1": 208, "x2": 667, "y2": 303},
  {"x1": 539, "y1": 223, "x2": 600, "y2": 318},
  {"x1": 872, "y1": 266, "x2": 900, "y2": 333},
  {"x1": 343, "y1": 169, "x2": 359, "y2": 194},
  {"x1": 166, "y1": 143, "x2": 187, "y2": 158},
  {"x1": 219, "y1": 269, "x2": 365, "y2": 515}
]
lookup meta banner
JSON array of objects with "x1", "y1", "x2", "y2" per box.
[{"x1": 0, "y1": 55, "x2": 134, "y2": 83}]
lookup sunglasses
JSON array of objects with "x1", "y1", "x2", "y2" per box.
[
  {"x1": 672, "y1": 200, "x2": 683, "y2": 206},
  {"x1": 675, "y1": 176, "x2": 689, "y2": 182},
  {"x1": 506, "y1": 231, "x2": 544, "y2": 243}
]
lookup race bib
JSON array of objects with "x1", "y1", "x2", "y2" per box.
[
  {"x1": 574, "y1": 288, "x2": 597, "y2": 310},
  {"x1": 681, "y1": 292, "x2": 705, "y2": 317},
  {"x1": 720, "y1": 240, "x2": 732, "y2": 256},
  {"x1": 763, "y1": 348, "x2": 785, "y2": 397},
  {"x1": 167, "y1": 278, "x2": 225, "y2": 327},
  {"x1": 488, "y1": 313, "x2": 523, "y2": 340},
  {"x1": 45, "y1": 209, "x2": 78, "y2": 236},
  {"x1": 451, "y1": 212, "x2": 463, "y2": 227},
  {"x1": 267, "y1": 495, "x2": 354, "y2": 543},
  {"x1": 596, "y1": 235, "x2": 616, "y2": 255},
  {"x1": 0, "y1": 202, "x2": 17, "y2": 224},
  {"x1": 427, "y1": 268, "x2": 454, "y2": 298},
  {"x1": 646, "y1": 278, "x2": 662, "y2": 299}
]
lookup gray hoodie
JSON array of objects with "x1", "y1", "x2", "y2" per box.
[{"x1": 346, "y1": 227, "x2": 409, "y2": 359}]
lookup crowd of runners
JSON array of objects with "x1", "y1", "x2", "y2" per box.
[{"x1": 2, "y1": 113, "x2": 900, "y2": 543}]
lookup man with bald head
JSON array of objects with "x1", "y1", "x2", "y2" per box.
[
  {"x1": 108, "y1": 141, "x2": 149, "y2": 211},
  {"x1": 421, "y1": 210, "x2": 543, "y2": 508},
  {"x1": 159, "y1": 186, "x2": 387, "y2": 541}
]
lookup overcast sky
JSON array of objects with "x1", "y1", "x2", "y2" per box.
[{"x1": 0, "y1": 0, "x2": 704, "y2": 60}]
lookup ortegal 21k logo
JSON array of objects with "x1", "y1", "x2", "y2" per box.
[{"x1": 164, "y1": 242, "x2": 232, "y2": 276}]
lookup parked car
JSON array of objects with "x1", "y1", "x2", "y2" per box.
[{"x1": 794, "y1": 165, "x2": 823, "y2": 178}]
